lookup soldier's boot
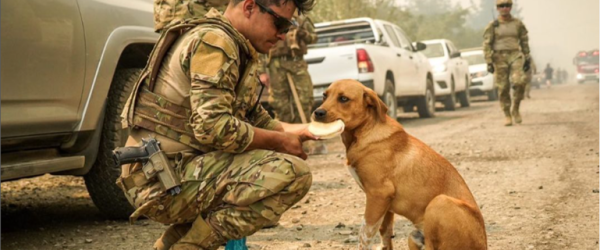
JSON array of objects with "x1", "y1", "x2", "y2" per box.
[
  {"x1": 512, "y1": 102, "x2": 522, "y2": 124},
  {"x1": 170, "y1": 217, "x2": 225, "y2": 250},
  {"x1": 503, "y1": 106, "x2": 512, "y2": 126},
  {"x1": 154, "y1": 223, "x2": 193, "y2": 250}
]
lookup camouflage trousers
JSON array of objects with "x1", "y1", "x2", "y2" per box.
[
  {"x1": 268, "y1": 57, "x2": 314, "y2": 123},
  {"x1": 119, "y1": 149, "x2": 312, "y2": 248},
  {"x1": 492, "y1": 50, "x2": 526, "y2": 115}
]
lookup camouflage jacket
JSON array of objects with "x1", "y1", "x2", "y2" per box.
[
  {"x1": 483, "y1": 15, "x2": 530, "y2": 64},
  {"x1": 269, "y1": 15, "x2": 317, "y2": 57},
  {"x1": 124, "y1": 9, "x2": 279, "y2": 154},
  {"x1": 154, "y1": 0, "x2": 229, "y2": 33}
]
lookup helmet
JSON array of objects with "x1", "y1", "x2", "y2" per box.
[{"x1": 496, "y1": 0, "x2": 513, "y2": 5}]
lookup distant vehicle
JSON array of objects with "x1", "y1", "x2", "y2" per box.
[
  {"x1": 461, "y1": 48, "x2": 497, "y2": 101},
  {"x1": 1, "y1": 0, "x2": 157, "y2": 219},
  {"x1": 422, "y1": 39, "x2": 471, "y2": 110},
  {"x1": 573, "y1": 49, "x2": 599, "y2": 84},
  {"x1": 305, "y1": 18, "x2": 435, "y2": 118}
]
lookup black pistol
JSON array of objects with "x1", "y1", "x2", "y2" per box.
[{"x1": 113, "y1": 138, "x2": 181, "y2": 196}]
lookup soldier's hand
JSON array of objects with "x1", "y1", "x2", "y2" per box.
[
  {"x1": 277, "y1": 132, "x2": 307, "y2": 160},
  {"x1": 523, "y1": 59, "x2": 531, "y2": 72},
  {"x1": 487, "y1": 63, "x2": 495, "y2": 74}
]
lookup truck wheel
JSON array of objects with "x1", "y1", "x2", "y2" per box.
[
  {"x1": 457, "y1": 76, "x2": 471, "y2": 107},
  {"x1": 487, "y1": 88, "x2": 498, "y2": 101},
  {"x1": 382, "y1": 79, "x2": 397, "y2": 119},
  {"x1": 443, "y1": 78, "x2": 456, "y2": 111},
  {"x1": 417, "y1": 78, "x2": 435, "y2": 118},
  {"x1": 84, "y1": 69, "x2": 140, "y2": 219}
]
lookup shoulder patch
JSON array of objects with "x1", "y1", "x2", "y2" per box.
[
  {"x1": 202, "y1": 30, "x2": 238, "y2": 60},
  {"x1": 189, "y1": 29, "x2": 238, "y2": 83}
]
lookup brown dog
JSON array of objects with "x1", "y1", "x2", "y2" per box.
[{"x1": 312, "y1": 79, "x2": 487, "y2": 250}]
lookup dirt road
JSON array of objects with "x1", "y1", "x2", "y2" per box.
[{"x1": 2, "y1": 82, "x2": 599, "y2": 250}]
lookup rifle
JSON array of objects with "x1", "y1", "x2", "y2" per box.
[{"x1": 113, "y1": 137, "x2": 182, "y2": 196}]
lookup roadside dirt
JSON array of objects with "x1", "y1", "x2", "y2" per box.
[{"x1": 2, "y1": 82, "x2": 599, "y2": 250}]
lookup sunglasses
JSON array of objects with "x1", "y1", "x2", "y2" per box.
[
  {"x1": 255, "y1": 1, "x2": 298, "y2": 34},
  {"x1": 497, "y1": 4, "x2": 512, "y2": 8}
]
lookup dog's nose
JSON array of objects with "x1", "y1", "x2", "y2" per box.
[{"x1": 314, "y1": 109, "x2": 327, "y2": 121}]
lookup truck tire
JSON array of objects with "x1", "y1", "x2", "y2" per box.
[
  {"x1": 443, "y1": 78, "x2": 456, "y2": 111},
  {"x1": 457, "y1": 76, "x2": 471, "y2": 107},
  {"x1": 84, "y1": 69, "x2": 140, "y2": 219},
  {"x1": 382, "y1": 79, "x2": 397, "y2": 119},
  {"x1": 417, "y1": 78, "x2": 435, "y2": 118}
]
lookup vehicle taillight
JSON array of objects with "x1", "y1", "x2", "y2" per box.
[
  {"x1": 356, "y1": 49, "x2": 374, "y2": 73},
  {"x1": 595, "y1": 68, "x2": 599, "y2": 73},
  {"x1": 579, "y1": 51, "x2": 587, "y2": 57},
  {"x1": 594, "y1": 50, "x2": 599, "y2": 56}
]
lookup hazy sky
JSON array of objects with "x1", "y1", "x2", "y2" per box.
[{"x1": 396, "y1": 0, "x2": 600, "y2": 75}]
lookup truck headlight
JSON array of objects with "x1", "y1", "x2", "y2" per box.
[
  {"x1": 477, "y1": 71, "x2": 488, "y2": 78},
  {"x1": 433, "y1": 64, "x2": 447, "y2": 73},
  {"x1": 577, "y1": 74, "x2": 583, "y2": 79}
]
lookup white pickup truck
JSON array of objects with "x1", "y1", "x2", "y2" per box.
[
  {"x1": 305, "y1": 18, "x2": 435, "y2": 118},
  {"x1": 422, "y1": 39, "x2": 471, "y2": 111}
]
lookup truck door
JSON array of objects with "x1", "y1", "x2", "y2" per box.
[
  {"x1": 0, "y1": 0, "x2": 86, "y2": 138},
  {"x1": 382, "y1": 24, "x2": 415, "y2": 95},
  {"x1": 393, "y1": 26, "x2": 421, "y2": 94}
]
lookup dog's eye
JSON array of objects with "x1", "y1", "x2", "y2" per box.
[
  {"x1": 323, "y1": 93, "x2": 328, "y2": 100},
  {"x1": 338, "y1": 96, "x2": 349, "y2": 103}
]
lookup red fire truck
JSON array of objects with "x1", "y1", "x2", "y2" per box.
[{"x1": 573, "y1": 49, "x2": 599, "y2": 83}]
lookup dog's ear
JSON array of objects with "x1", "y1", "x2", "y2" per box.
[{"x1": 364, "y1": 88, "x2": 388, "y2": 122}]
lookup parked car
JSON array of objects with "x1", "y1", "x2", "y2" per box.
[
  {"x1": 461, "y1": 48, "x2": 497, "y2": 101},
  {"x1": 305, "y1": 18, "x2": 435, "y2": 118},
  {"x1": 1, "y1": 0, "x2": 158, "y2": 219},
  {"x1": 421, "y1": 39, "x2": 471, "y2": 110}
]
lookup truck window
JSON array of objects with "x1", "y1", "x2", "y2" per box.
[
  {"x1": 463, "y1": 53, "x2": 486, "y2": 65},
  {"x1": 383, "y1": 24, "x2": 401, "y2": 48},
  {"x1": 422, "y1": 43, "x2": 445, "y2": 58},
  {"x1": 393, "y1": 26, "x2": 414, "y2": 51},
  {"x1": 312, "y1": 21, "x2": 376, "y2": 47}
]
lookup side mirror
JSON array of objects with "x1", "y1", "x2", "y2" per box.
[
  {"x1": 415, "y1": 42, "x2": 427, "y2": 52},
  {"x1": 450, "y1": 51, "x2": 461, "y2": 58}
]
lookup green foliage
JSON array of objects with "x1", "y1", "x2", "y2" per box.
[{"x1": 310, "y1": 0, "x2": 484, "y2": 50}]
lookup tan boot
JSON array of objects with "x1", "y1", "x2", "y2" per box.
[
  {"x1": 503, "y1": 107, "x2": 512, "y2": 126},
  {"x1": 170, "y1": 217, "x2": 225, "y2": 250},
  {"x1": 512, "y1": 101, "x2": 522, "y2": 124},
  {"x1": 504, "y1": 116, "x2": 513, "y2": 126},
  {"x1": 512, "y1": 110, "x2": 522, "y2": 124},
  {"x1": 154, "y1": 224, "x2": 192, "y2": 250}
]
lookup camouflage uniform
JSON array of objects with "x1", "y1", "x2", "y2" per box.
[
  {"x1": 267, "y1": 15, "x2": 317, "y2": 123},
  {"x1": 154, "y1": 0, "x2": 229, "y2": 33},
  {"x1": 483, "y1": 3, "x2": 530, "y2": 125},
  {"x1": 120, "y1": 9, "x2": 312, "y2": 250}
]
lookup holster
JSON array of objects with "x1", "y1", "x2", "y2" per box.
[{"x1": 143, "y1": 151, "x2": 181, "y2": 193}]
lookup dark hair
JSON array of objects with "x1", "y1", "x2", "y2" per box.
[{"x1": 232, "y1": 0, "x2": 315, "y2": 14}]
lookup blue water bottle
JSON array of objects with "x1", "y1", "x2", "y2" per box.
[{"x1": 225, "y1": 237, "x2": 247, "y2": 250}]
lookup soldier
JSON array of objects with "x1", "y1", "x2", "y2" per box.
[
  {"x1": 264, "y1": 13, "x2": 316, "y2": 123},
  {"x1": 154, "y1": 0, "x2": 230, "y2": 33},
  {"x1": 262, "y1": 13, "x2": 327, "y2": 154},
  {"x1": 483, "y1": 0, "x2": 531, "y2": 126},
  {"x1": 119, "y1": 0, "x2": 316, "y2": 249}
]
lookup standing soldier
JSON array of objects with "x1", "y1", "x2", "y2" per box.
[
  {"x1": 263, "y1": 13, "x2": 327, "y2": 154},
  {"x1": 119, "y1": 0, "x2": 317, "y2": 249},
  {"x1": 154, "y1": 0, "x2": 230, "y2": 33},
  {"x1": 483, "y1": 0, "x2": 531, "y2": 126}
]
